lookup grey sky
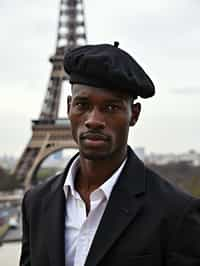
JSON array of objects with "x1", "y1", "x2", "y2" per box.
[{"x1": 0, "y1": 0, "x2": 200, "y2": 156}]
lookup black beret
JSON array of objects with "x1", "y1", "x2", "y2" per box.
[{"x1": 64, "y1": 42, "x2": 155, "y2": 98}]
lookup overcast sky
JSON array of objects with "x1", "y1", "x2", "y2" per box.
[{"x1": 0, "y1": 0, "x2": 200, "y2": 157}]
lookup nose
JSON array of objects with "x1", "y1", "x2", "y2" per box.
[{"x1": 84, "y1": 108, "x2": 106, "y2": 129}]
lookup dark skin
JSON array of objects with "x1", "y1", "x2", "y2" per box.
[{"x1": 67, "y1": 84, "x2": 141, "y2": 213}]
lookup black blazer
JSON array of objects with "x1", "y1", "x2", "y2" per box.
[{"x1": 20, "y1": 147, "x2": 200, "y2": 266}]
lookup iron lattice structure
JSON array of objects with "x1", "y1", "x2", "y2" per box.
[{"x1": 13, "y1": 0, "x2": 87, "y2": 188}]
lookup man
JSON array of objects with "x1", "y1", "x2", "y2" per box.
[{"x1": 20, "y1": 42, "x2": 200, "y2": 266}]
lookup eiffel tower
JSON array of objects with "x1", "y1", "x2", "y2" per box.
[{"x1": 13, "y1": 0, "x2": 87, "y2": 188}]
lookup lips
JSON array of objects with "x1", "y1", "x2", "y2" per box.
[
  {"x1": 80, "y1": 132, "x2": 110, "y2": 147},
  {"x1": 80, "y1": 132, "x2": 109, "y2": 141}
]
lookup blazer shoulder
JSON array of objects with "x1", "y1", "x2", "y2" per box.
[
  {"x1": 126, "y1": 147, "x2": 196, "y2": 208},
  {"x1": 144, "y1": 166, "x2": 198, "y2": 210},
  {"x1": 23, "y1": 171, "x2": 64, "y2": 207},
  {"x1": 22, "y1": 152, "x2": 79, "y2": 210}
]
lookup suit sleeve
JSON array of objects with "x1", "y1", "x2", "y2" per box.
[
  {"x1": 19, "y1": 191, "x2": 31, "y2": 266},
  {"x1": 167, "y1": 199, "x2": 200, "y2": 266}
]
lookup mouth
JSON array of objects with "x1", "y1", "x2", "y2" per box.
[{"x1": 80, "y1": 132, "x2": 109, "y2": 147}]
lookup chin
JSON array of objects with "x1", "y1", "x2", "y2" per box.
[{"x1": 81, "y1": 150, "x2": 111, "y2": 161}]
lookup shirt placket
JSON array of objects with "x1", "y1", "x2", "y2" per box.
[
  {"x1": 74, "y1": 192, "x2": 104, "y2": 266},
  {"x1": 74, "y1": 197, "x2": 88, "y2": 266}
]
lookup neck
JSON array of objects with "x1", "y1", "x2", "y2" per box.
[
  {"x1": 75, "y1": 147, "x2": 127, "y2": 194},
  {"x1": 74, "y1": 147, "x2": 127, "y2": 214}
]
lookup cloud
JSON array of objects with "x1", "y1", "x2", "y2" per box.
[{"x1": 171, "y1": 87, "x2": 200, "y2": 94}]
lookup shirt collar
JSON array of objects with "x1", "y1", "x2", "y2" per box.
[
  {"x1": 63, "y1": 156, "x2": 80, "y2": 199},
  {"x1": 63, "y1": 156, "x2": 127, "y2": 201},
  {"x1": 99, "y1": 159, "x2": 126, "y2": 200}
]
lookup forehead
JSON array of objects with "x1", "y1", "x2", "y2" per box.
[{"x1": 71, "y1": 84, "x2": 130, "y2": 100}]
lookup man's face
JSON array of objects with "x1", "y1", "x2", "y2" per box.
[{"x1": 68, "y1": 84, "x2": 140, "y2": 161}]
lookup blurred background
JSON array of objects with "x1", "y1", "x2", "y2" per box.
[{"x1": 0, "y1": 0, "x2": 200, "y2": 264}]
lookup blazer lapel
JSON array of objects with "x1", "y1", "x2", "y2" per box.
[
  {"x1": 43, "y1": 177, "x2": 66, "y2": 266},
  {"x1": 42, "y1": 153, "x2": 78, "y2": 266},
  {"x1": 85, "y1": 148, "x2": 146, "y2": 266}
]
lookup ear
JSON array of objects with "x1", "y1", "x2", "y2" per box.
[
  {"x1": 129, "y1": 102, "x2": 141, "y2": 126},
  {"x1": 67, "y1": 95, "x2": 72, "y2": 115}
]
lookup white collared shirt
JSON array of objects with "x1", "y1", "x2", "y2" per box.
[{"x1": 63, "y1": 156, "x2": 126, "y2": 266}]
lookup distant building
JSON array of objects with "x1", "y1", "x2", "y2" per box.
[
  {"x1": 134, "y1": 147, "x2": 145, "y2": 161},
  {"x1": 146, "y1": 150, "x2": 200, "y2": 166},
  {"x1": 0, "y1": 155, "x2": 17, "y2": 170},
  {"x1": 42, "y1": 148, "x2": 78, "y2": 169},
  {"x1": 53, "y1": 151, "x2": 63, "y2": 160}
]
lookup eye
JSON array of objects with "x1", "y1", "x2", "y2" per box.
[
  {"x1": 105, "y1": 104, "x2": 120, "y2": 112},
  {"x1": 74, "y1": 102, "x2": 89, "y2": 110}
]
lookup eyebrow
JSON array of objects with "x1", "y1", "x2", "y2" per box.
[
  {"x1": 104, "y1": 99, "x2": 125, "y2": 104},
  {"x1": 73, "y1": 96, "x2": 125, "y2": 103},
  {"x1": 73, "y1": 96, "x2": 89, "y2": 101}
]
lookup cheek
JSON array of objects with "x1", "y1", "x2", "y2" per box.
[
  {"x1": 69, "y1": 114, "x2": 84, "y2": 138},
  {"x1": 109, "y1": 118, "x2": 130, "y2": 137}
]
